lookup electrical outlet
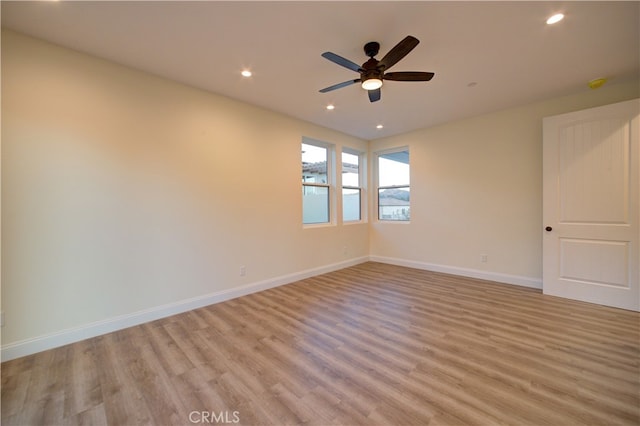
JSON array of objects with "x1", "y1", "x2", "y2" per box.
[
  {"x1": 240, "y1": 266, "x2": 246, "y2": 277},
  {"x1": 480, "y1": 254, "x2": 488, "y2": 263}
]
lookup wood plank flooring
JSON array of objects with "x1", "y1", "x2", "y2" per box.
[{"x1": 2, "y1": 262, "x2": 639, "y2": 425}]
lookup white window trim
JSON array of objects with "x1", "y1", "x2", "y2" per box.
[
  {"x1": 375, "y1": 146, "x2": 410, "y2": 223},
  {"x1": 302, "y1": 137, "x2": 336, "y2": 227},
  {"x1": 341, "y1": 147, "x2": 366, "y2": 224}
]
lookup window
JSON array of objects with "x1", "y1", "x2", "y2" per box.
[
  {"x1": 377, "y1": 148, "x2": 410, "y2": 221},
  {"x1": 302, "y1": 140, "x2": 332, "y2": 224},
  {"x1": 342, "y1": 150, "x2": 363, "y2": 222}
]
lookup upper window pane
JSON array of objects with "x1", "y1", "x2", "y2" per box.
[
  {"x1": 302, "y1": 143, "x2": 327, "y2": 183},
  {"x1": 378, "y1": 150, "x2": 410, "y2": 187},
  {"x1": 342, "y1": 151, "x2": 359, "y2": 187}
]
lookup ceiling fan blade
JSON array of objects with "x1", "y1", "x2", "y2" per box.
[
  {"x1": 368, "y1": 88, "x2": 381, "y2": 102},
  {"x1": 378, "y1": 35, "x2": 420, "y2": 71},
  {"x1": 384, "y1": 71, "x2": 435, "y2": 81},
  {"x1": 321, "y1": 52, "x2": 362, "y2": 72},
  {"x1": 319, "y1": 79, "x2": 360, "y2": 93}
]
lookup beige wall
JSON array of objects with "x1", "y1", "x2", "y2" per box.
[
  {"x1": 1, "y1": 30, "x2": 368, "y2": 348},
  {"x1": 2, "y1": 28, "x2": 638, "y2": 356},
  {"x1": 369, "y1": 78, "x2": 639, "y2": 283}
]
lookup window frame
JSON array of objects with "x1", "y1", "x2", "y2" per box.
[
  {"x1": 302, "y1": 138, "x2": 335, "y2": 226},
  {"x1": 375, "y1": 147, "x2": 411, "y2": 222},
  {"x1": 341, "y1": 148, "x2": 365, "y2": 223}
]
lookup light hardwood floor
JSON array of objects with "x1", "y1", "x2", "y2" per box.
[{"x1": 2, "y1": 262, "x2": 639, "y2": 425}]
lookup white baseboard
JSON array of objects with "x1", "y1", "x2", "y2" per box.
[
  {"x1": 369, "y1": 255, "x2": 542, "y2": 289},
  {"x1": 1, "y1": 256, "x2": 369, "y2": 362}
]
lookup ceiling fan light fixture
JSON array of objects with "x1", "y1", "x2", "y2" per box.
[
  {"x1": 362, "y1": 78, "x2": 383, "y2": 91},
  {"x1": 320, "y1": 35, "x2": 432, "y2": 103}
]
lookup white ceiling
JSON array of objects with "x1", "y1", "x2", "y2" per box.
[{"x1": 2, "y1": 1, "x2": 638, "y2": 140}]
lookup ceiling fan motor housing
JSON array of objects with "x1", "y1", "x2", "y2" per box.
[
  {"x1": 361, "y1": 68, "x2": 382, "y2": 82},
  {"x1": 364, "y1": 41, "x2": 380, "y2": 58}
]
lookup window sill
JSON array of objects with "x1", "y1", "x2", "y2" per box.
[
  {"x1": 343, "y1": 220, "x2": 368, "y2": 226},
  {"x1": 303, "y1": 222, "x2": 336, "y2": 229}
]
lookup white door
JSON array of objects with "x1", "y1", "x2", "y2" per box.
[{"x1": 543, "y1": 99, "x2": 639, "y2": 311}]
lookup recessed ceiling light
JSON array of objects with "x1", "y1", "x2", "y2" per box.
[
  {"x1": 546, "y1": 13, "x2": 564, "y2": 25},
  {"x1": 241, "y1": 70, "x2": 252, "y2": 77},
  {"x1": 326, "y1": 104, "x2": 335, "y2": 110},
  {"x1": 376, "y1": 124, "x2": 384, "y2": 129}
]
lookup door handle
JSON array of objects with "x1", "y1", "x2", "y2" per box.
[{"x1": 545, "y1": 226, "x2": 553, "y2": 232}]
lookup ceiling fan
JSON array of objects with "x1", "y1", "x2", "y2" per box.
[{"x1": 319, "y1": 35, "x2": 435, "y2": 103}]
